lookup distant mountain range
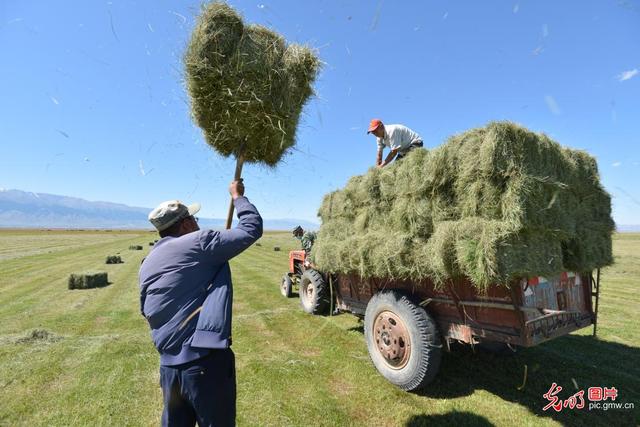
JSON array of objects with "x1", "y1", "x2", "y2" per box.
[
  {"x1": 0, "y1": 189, "x2": 318, "y2": 231},
  {"x1": 1, "y1": 188, "x2": 637, "y2": 233},
  {"x1": 616, "y1": 224, "x2": 640, "y2": 232}
]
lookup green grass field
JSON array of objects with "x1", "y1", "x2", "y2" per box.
[{"x1": 0, "y1": 229, "x2": 637, "y2": 426}]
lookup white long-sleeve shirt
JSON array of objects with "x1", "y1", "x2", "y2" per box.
[{"x1": 376, "y1": 124, "x2": 422, "y2": 152}]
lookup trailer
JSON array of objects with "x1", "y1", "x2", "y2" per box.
[{"x1": 282, "y1": 250, "x2": 601, "y2": 391}]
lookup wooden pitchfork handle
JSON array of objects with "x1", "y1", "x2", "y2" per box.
[{"x1": 225, "y1": 153, "x2": 245, "y2": 229}]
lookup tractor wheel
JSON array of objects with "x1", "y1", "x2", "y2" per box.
[
  {"x1": 299, "y1": 269, "x2": 329, "y2": 315},
  {"x1": 364, "y1": 290, "x2": 442, "y2": 391},
  {"x1": 281, "y1": 274, "x2": 293, "y2": 298}
]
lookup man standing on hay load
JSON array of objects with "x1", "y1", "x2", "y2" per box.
[
  {"x1": 139, "y1": 180, "x2": 262, "y2": 427},
  {"x1": 367, "y1": 118, "x2": 423, "y2": 167}
]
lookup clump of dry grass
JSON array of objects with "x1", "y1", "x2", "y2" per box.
[
  {"x1": 313, "y1": 121, "x2": 614, "y2": 290},
  {"x1": 14, "y1": 329, "x2": 60, "y2": 344},
  {"x1": 184, "y1": 2, "x2": 320, "y2": 166}
]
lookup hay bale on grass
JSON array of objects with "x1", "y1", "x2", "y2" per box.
[
  {"x1": 273, "y1": 246, "x2": 280, "y2": 252},
  {"x1": 129, "y1": 245, "x2": 143, "y2": 250},
  {"x1": 148, "y1": 242, "x2": 154, "y2": 246},
  {"x1": 105, "y1": 255, "x2": 123, "y2": 264},
  {"x1": 255, "y1": 242, "x2": 262, "y2": 247},
  {"x1": 313, "y1": 121, "x2": 614, "y2": 290},
  {"x1": 68, "y1": 272, "x2": 108, "y2": 290},
  {"x1": 184, "y1": 2, "x2": 320, "y2": 166}
]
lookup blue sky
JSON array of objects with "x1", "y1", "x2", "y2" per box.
[{"x1": 1, "y1": 1, "x2": 638, "y2": 224}]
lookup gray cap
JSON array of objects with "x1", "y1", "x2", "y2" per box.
[{"x1": 148, "y1": 200, "x2": 201, "y2": 231}]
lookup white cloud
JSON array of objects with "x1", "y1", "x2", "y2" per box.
[
  {"x1": 612, "y1": 161, "x2": 622, "y2": 167},
  {"x1": 617, "y1": 69, "x2": 638, "y2": 82},
  {"x1": 544, "y1": 95, "x2": 562, "y2": 115}
]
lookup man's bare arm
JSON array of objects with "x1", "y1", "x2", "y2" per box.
[
  {"x1": 378, "y1": 149, "x2": 398, "y2": 167},
  {"x1": 376, "y1": 148, "x2": 383, "y2": 166}
]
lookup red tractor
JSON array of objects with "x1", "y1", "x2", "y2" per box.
[{"x1": 281, "y1": 250, "x2": 332, "y2": 314}]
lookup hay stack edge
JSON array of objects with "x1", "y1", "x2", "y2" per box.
[
  {"x1": 312, "y1": 122, "x2": 614, "y2": 290},
  {"x1": 184, "y1": 1, "x2": 320, "y2": 166}
]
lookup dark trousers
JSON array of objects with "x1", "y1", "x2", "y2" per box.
[
  {"x1": 160, "y1": 349, "x2": 236, "y2": 427},
  {"x1": 396, "y1": 141, "x2": 424, "y2": 161}
]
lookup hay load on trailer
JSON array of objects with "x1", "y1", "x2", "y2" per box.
[
  {"x1": 297, "y1": 121, "x2": 613, "y2": 391},
  {"x1": 313, "y1": 121, "x2": 614, "y2": 288}
]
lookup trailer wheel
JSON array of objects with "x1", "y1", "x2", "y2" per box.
[
  {"x1": 364, "y1": 290, "x2": 441, "y2": 391},
  {"x1": 281, "y1": 274, "x2": 293, "y2": 298},
  {"x1": 299, "y1": 269, "x2": 329, "y2": 315}
]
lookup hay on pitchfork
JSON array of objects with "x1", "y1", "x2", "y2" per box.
[{"x1": 184, "y1": 2, "x2": 320, "y2": 166}]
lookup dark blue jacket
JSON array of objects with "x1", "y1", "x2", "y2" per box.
[{"x1": 139, "y1": 196, "x2": 262, "y2": 366}]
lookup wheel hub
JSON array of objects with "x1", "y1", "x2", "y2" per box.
[
  {"x1": 305, "y1": 283, "x2": 315, "y2": 299},
  {"x1": 373, "y1": 310, "x2": 411, "y2": 369}
]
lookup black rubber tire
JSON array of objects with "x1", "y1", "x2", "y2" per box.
[
  {"x1": 281, "y1": 274, "x2": 293, "y2": 298},
  {"x1": 299, "y1": 269, "x2": 330, "y2": 315},
  {"x1": 364, "y1": 290, "x2": 442, "y2": 391}
]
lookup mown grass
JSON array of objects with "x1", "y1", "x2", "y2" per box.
[{"x1": 0, "y1": 230, "x2": 637, "y2": 426}]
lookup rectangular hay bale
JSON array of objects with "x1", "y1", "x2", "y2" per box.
[{"x1": 68, "y1": 272, "x2": 108, "y2": 290}]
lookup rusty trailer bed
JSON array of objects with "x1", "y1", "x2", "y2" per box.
[{"x1": 333, "y1": 271, "x2": 599, "y2": 347}]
